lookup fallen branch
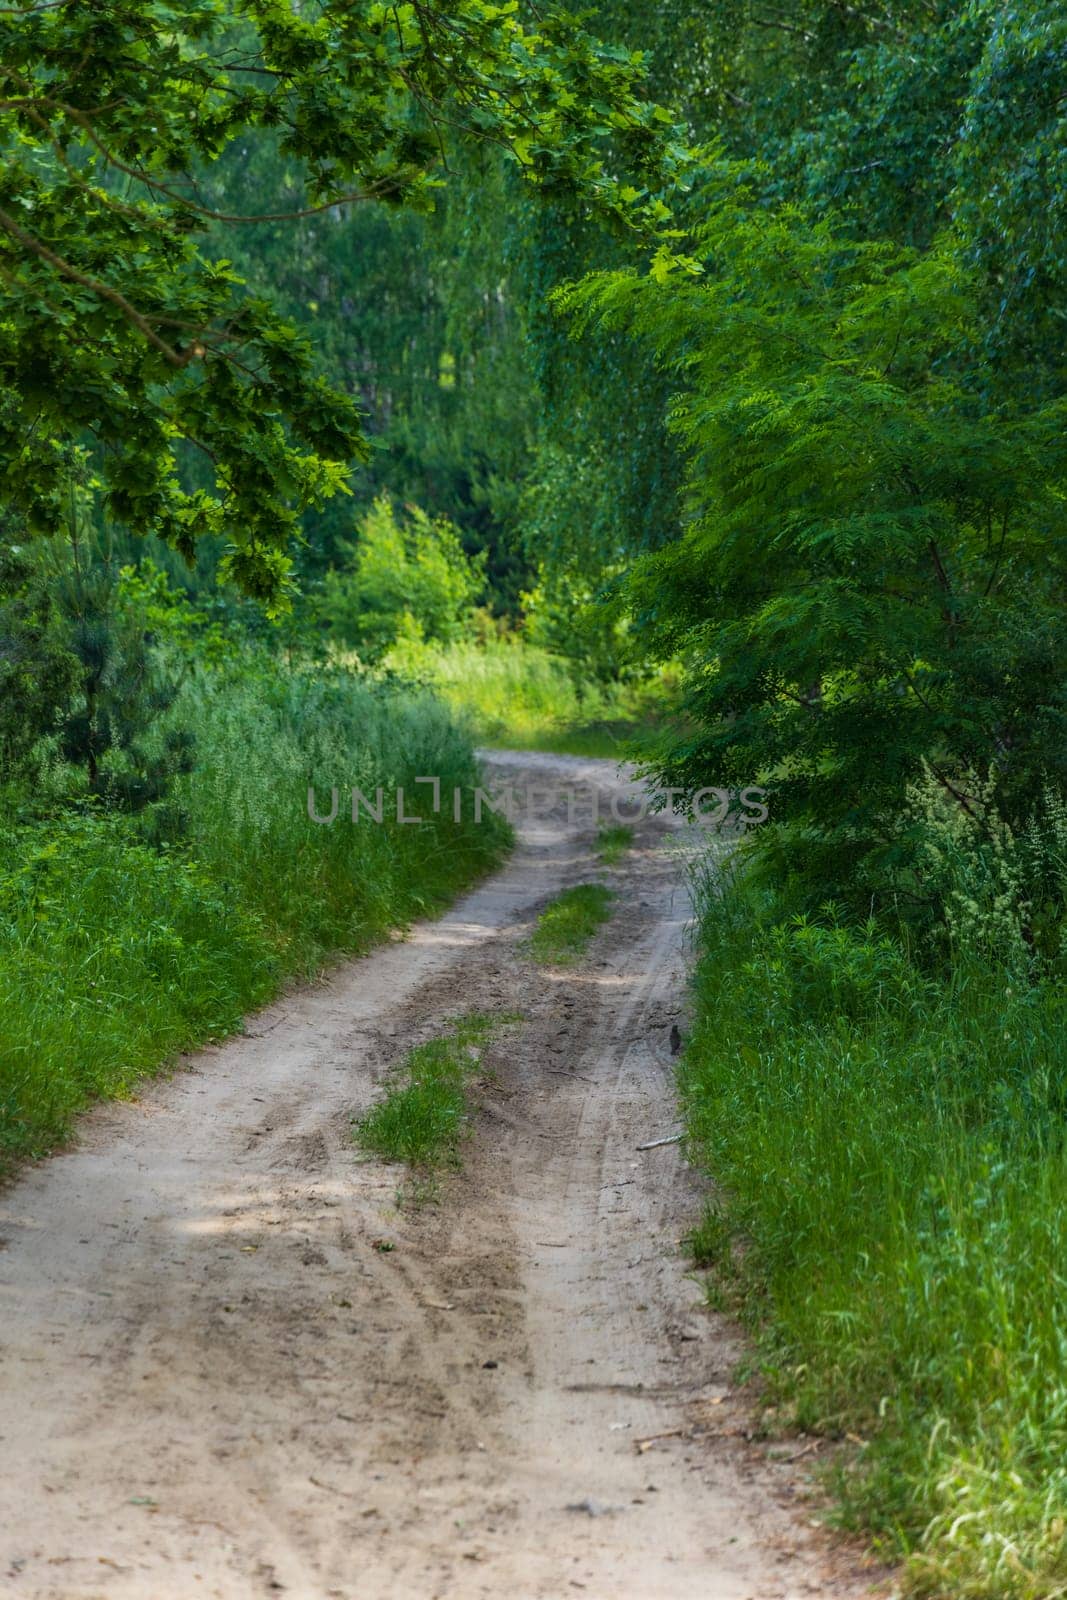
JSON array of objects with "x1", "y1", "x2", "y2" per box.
[
  {"x1": 634, "y1": 1428, "x2": 687, "y2": 1453},
  {"x1": 243, "y1": 1013, "x2": 290, "y2": 1039},
  {"x1": 636, "y1": 1133, "x2": 682, "y2": 1151},
  {"x1": 782, "y1": 1441, "x2": 819, "y2": 1463}
]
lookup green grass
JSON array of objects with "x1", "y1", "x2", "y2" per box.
[
  {"x1": 380, "y1": 635, "x2": 680, "y2": 758},
  {"x1": 354, "y1": 1011, "x2": 520, "y2": 1169},
  {"x1": 680, "y1": 860, "x2": 1067, "y2": 1598},
  {"x1": 596, "y1": 823, "x2": 633, "y2": 865},
  {"x1": 0, "y1": 658, "x2": 510, "y2": 1177},
  {"x1": 527, "y1": 883, "x2": 615, "y2": 965}
]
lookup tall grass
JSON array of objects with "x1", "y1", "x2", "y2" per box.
[
  {"x1": 381, "y1": 635, "x2": 679, "y2": 757},
  {"x1": 177, "y1": 662, "x2": 506, "y2": 968},
  {"x1": 0, "y1": 817, "x2": 274, "y2": 1164},
  {"x1": 0, "y1": 659, "x2": 509, "y2": 1175},
  {"x1": 681, "y1": 860, "x2": 1067, "y2": 1597}
]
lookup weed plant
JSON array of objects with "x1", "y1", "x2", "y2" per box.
[
  {"x1": 354, "y1": 1011, "x2": 519, "y2": 1169},
  {"x1": 596, "y1": 824, "x2": 633, "y2": 865}
]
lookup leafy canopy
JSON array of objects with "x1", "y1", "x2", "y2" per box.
[{"x1": 0, "y1": 0, "x2": 685, "y2": 606}]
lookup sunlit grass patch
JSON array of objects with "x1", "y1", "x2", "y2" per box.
[
  {"x1": 379, "y1": 636, "x2": 681, "y2": 758},
  {"x1": 527, "y1": 883, "x2": 615, "y2": 965},
  {"x1": 596, "y1": 824, "x2": 633, "y2": 865},
  {"x1": 354, "y1": 1011, "x2": 521, "y2": 1170}
]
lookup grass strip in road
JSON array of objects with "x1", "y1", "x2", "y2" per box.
[
  {"x1": 528, "y1": 884, "x2": 615, "y2": 966},
  {"x1": 596, "y1": 824, "x2": 633, "y2": 866},
  {"x1": 354, "y1": 1011, "x2": 520, "y2": 1170}
]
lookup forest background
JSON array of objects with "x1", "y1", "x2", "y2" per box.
[{"x1": 2, "y1": 4, "x2": 1067, "y2": 1595}]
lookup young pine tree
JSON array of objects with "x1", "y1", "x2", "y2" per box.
[
  {"x1": 0, "y1": 536, "x2": 79, "y2": 784},
  {"x1": 55, "y1": 527, "x2": 195, "y2": 823}
]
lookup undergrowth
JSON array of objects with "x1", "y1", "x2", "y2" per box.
[
  {"x1": 681, "y1": 856, "x2": 1067, "y2": 1599},
  {"x1": 381, "y1": 636, "x2": 679, "y2": 758},
  {"x1": 0, "y1": 658, "x2": 510, "y2": 1175}
]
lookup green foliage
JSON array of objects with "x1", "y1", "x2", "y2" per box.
[
  {"x1": 527, "y1": 883, "x2": 615, "y2": 965},
  {"x1": 0, "y1": 0, "x2": 685, "y2": 604},
  {"x1": 354, "y1": 1012, "x2": 519, "y2": 1171},
  {"x1": 55, "y1": 533, "x2": 196, "y2": 816},
  {"x1": 681, "y1": 859, "x2": 1067, "y2": 1598},
  {"x1": 751, "y1": 912, "x2": 922, "y2": 1026},
  {"x1": 383, "y1": 632, "x2": 678, "y2": 756},
  {"x1": 564, "y1": 184, "x2": 1067, "y2": 911},
  {"x1": 0, "y1": 538, "x2": 79, "y2": 781},
  {"x1": 116, "y1": 561, "x2": 237, "y2": 670},
  {"x1": 596, "y1": 824, "x2": 633, "y2": 866},
  {"x1": 520, "y1": 556, "x2": 637, "y2": 683},
  {"x1": 315, "y1": 495, "x2": 484, "y2": 661},
  {"x1": 210, "y1": 146, "x2": 542, "y2": 607},
  {"x1": 0, "y1": 658, "x2": 508, "y2": 1174},
  {"x1": 685, "y1": 4, "x2": 1067, "y2": 400}
]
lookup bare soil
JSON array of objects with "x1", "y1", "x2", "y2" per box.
[{"x1": 0, "y1": 754, "x2": 879, "y2": 1599}]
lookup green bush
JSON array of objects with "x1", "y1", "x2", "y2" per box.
[
  {"x1": 314, "y1": 495, "x2": 484, "y2": 661},
  {"x1": 565, "y1": 182, "x2": 1067, "y2": 918},
  {"x1": 754, "y1": 914, "x2": 927, "y2": 1027},
  {"x1": 0, "y1": 540, "x2": 79, "y2": 780}
]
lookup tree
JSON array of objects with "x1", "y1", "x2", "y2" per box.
[
  {"x1": 55, "y1": 527, "x2": 195, "y2": 816},
  {"x1": 314, "y1": 495, "x2": 483, "y2": 662},
  {"x1": 206, "y1": 142, "x2": 542, "y2": 609},
  {"x1": 0, "y1": 1, "x2": 684, "y2": 608},
  {"x1": 564, "y1": 178, "x2": 1067, "y2": 906},
  {"x1": 0, "y1": 537, "x2": 79, "y2": 780}
]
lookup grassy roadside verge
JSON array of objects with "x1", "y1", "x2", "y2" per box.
[
  {"x1": 680, "y1": 862, "x2": 1067, "y2": 1599},
  {"x1": 354, "y1": 1011, "x2": 520, "y2": 1171},
  {"x1": 0, "y1": 662, "x2": 510, "y2": 1179},
  {"x1": 528, "y1": 883, "x2": 615, "y2": 965}
]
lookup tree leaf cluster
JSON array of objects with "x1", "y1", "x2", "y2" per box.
[{"x1": 0, "y1": 0, "x2": 686, "y2": 604}]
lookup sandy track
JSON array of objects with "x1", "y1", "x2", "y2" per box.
[{"x1": 0, "y1": 755, "x2": 873, "y2": 1600}]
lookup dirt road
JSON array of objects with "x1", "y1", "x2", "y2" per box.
[{"x1": 0, "y1": 755, "x2": 872, "y2": 1600}]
